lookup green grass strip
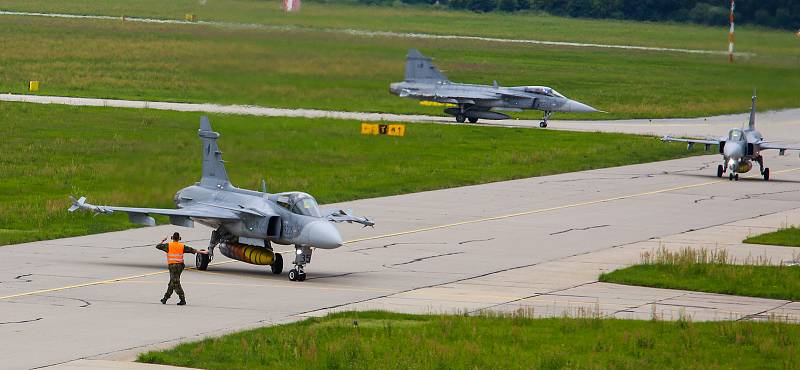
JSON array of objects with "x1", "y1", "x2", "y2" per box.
[
  {"x1": 744, "y1": 227, "x2": 800, "y2": 248},
  {"x1": 0, "y1": 102, "x2": 702, "y2": 246},
  {"x1": 600, "y1": 264, "x2": 800, "y2": 301},
  {"x1": 137, "y1": 311, "x2": 800, "y2": 370}
]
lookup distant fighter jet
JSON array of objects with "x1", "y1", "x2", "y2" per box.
[
  {"x1": 69, "y1": 117, "x2": 374, "y2": 281},
  {"x1": 662, "y1": 94, "x2": 800, "y2": 181},
  {"x1": 389, "y1": 49, "x2": 601, "y2": 127}
]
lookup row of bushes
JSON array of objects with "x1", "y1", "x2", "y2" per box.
[{"x1": 353, "y1": 0, "x2": 800, "y2": 30}]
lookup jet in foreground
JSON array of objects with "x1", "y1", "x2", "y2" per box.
[
  {"x1": 389, "y1": 49, "x2": 601, "y2": 127},
  {"x1": 662, "y1": 95, "x2": 800, "y2": 181},
  {"x1": 69, "y1": 117, "x2": 374, "y2": 281}
]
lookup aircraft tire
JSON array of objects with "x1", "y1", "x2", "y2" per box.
[
  {"x1": 717, "y1": 165, "x2": 723, "y2": 178},
  {"x1": 196, "y1": 253, "x2": 210, "y2": 271},
  {"x1": 271, "y1": 253, "x2": 283, "y2": 274},
  {"x1": 456, "y1": 114, "x2": 466, "y2": 123},
  {"x1": 288, "y1": 269, "x2": 298, "y2": 281},
  {"x1": 729, "y1": 173, "x2": 734, "y2": 181},
  {"x1": 468, "y1": 117, "x2": 478, "y2": 123},
  {"x1": 734, "y1": 174, "x2": 739, "y2": 181},
  {"x1": 297, "y1": 271, "x2": 307, "y2": 282},
  {"x1": 763, "y1": 168, "x2": 770, "y2": 181},
  {"x1": 539, "y1": 121, "x2": 547, "y2": 128}
]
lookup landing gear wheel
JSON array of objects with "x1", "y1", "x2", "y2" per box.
[
  {"x1": 196, "y1": 253, "x2": 210, "y2": 271},
  {"x1": 729, "y1": 173, "x2": 734, "y2": 181},
  {"x1": 271, "y1": 253, "x2": 283, "y2": 274},
  {"x1": 467, "y1": 117, "x2": 478, "y2": 123},
  {"x1": 288, "y1": 268, "x2": 298, "y2": 281},
  {"x1": 456, "y1": 114, "x2": 466, "y2": 123},
  {"x1": 717, "y1": 165, "x2": 724, "y2": 178},
  {"x1": 734, "y1": 174, "x2": 739, "y2": 181},
  {"x1": 539, "y1": 121, "x2": 547, "y2": 128},
  {"x1": 763, "y1": 168, "x2": 770, "y2": 181},
  {"x1": 297, "y1": 271, "x2": 307, "y2": 281}
]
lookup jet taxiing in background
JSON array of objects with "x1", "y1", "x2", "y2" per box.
[
  {"x1": 70, "y1": 117, "x2": 374, "y2": 281},
  {"x1": 389, "y1": 49, "x2": 601, "y2": 127},
  {"x1": 662, "y1": 95, "x2": 800, "y2": 181}
]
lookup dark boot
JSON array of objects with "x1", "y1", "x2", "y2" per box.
[
  {"x1": 160, "y1": 297, "x2": 168, "y2": 304},
  {"x1": 177, "y1": 299, "x2": 186, "y2": 306}
]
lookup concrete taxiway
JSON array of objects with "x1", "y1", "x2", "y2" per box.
[{"x1": 3, "y1": 151, "x2": 800, "y2": 369}]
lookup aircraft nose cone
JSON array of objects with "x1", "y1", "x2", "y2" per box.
[
  {"x1": 307, "y1": 221, "x2": 343, "y2": 249},
  {"x1": 566, "y1": 100, "x2": 599, "y2": 113}
]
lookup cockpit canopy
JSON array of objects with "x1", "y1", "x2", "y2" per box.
[
  {"x1": 274, "y1": 192, "x2": 321, "y2": 217},
  {"x1": 728, "y1": 129, "x2": 745, "y2": 142},
  {"x1": 523, "y1": 86, "x2": 565, "y2": 98}
]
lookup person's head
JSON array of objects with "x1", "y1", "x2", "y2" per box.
[{"x1": 171, "y1": 232, "x2": 181, "y2": 241}]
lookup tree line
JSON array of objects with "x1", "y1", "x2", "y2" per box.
[{"x1": 354, "y1": 0, "x2": 800, "y2": 30}]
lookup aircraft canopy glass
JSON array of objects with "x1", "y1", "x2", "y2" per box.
[
  {"x1": 728, "y1": 129, "x2": 744, "y2": 141},
  {"x1": 288, "y1": 193, "x2": 321, "y2": 217},
  {"x1": 524, "y1": 86, "x2": 565, "y2": 98}
]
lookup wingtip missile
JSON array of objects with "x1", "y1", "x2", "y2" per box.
[{"x1": 67, "y1": 196, "x2": 112, "y2": 214}]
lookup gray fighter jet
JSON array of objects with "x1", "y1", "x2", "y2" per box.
[
  {"x1": 69, "y1": 117, "x2": 374, "y2": 281},
  {"x1": 389, "y1": 49, "x2": 601, "y2": 127},
  {"x1": 662, "y1": 95, "x2": 800, "y2": 181}
]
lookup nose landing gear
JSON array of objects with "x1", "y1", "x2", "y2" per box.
[
  {"x1": 717, "y1": 165, "x2": 724, "y2": 178},
  {"x1": 729, "y1": 173, "x2": 739, "y2": 181},
  {"x1": 539, "y1": 111, "x2": 552, "y2": 128},
  {"x1": 762, "y1": 168, "x2": 770, "y2": 181},
  {"x1": 288, "y1": 246, "x2": 312, "y2": 282}
]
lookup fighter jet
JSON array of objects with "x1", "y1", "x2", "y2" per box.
[
  {"x1": 389, "y1": 49, "x2": 601, "y2": 127},
  {"x1": 69, "y1": 117, "x2": 374, "y2": 281},
  {"x1": 662, "y1": 94, "x2": 800, "y2": 181}
]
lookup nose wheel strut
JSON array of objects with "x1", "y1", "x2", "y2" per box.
[{"x1": 289, "y1": 246, "x2": 312, "y2": 282}]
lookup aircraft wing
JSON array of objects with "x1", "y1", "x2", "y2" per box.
[
  {"x1": 661, "y1": 136, "x2": 722, "y2": 145},
  {"x1": 759, "y1": 142, "x2": 800, "y2": 153},
  {"x1": 68, "y1": 196, "x2": 240, "y2": 226}
]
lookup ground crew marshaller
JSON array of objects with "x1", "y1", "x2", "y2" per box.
[{"x1": 156, "y1": 232, "x2": 207, "y2": 305}]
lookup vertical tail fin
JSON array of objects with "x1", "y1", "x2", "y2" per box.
[
  {"x1": 404, "y1": 49, "x2": 449, "y2": 83},
  {"x1": 748, "y1": 93, "x2": 756, "y2": 131},
  {"x1": 198, "y1": 116, "x2": 230, "y2": 188}
]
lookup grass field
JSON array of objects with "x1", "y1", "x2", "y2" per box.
[
  {"x1": 744, "y1": 227, "x2": 800, "y2": 248},
  {"x1": 0, "y1": 6, "x2": 798, "y2": 120},
  {"x1": 600, "y1": 247, "x2": 800, "y2": 301},
  {"x1": 137, "y1": 310, "x2": 800, "y2": 369},
  {"x1": 0, "y1": 101, "x2": 702, "y2": 246},
  {"x1": 2, "y1": 1, "x2": 799, "y2": 58}
]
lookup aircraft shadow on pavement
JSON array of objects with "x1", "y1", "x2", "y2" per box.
[{"x1": 670, "y1": 171, "x2": 799, "y2": 183}]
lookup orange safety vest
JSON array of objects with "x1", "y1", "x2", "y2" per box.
[{"x1": 167, "y1": 242, "x2": 185, "y2": 264}]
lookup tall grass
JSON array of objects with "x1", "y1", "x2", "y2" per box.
[
  {"x1": 600, "y1": 246, "x2": 800, "y2": 300},
  {"x1": 137, "y1": 310, "x2": 800, "y2": 370}
]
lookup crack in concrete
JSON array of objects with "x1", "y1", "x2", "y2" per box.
[
  {"x1": 550, "y1": 224, "x2": 610, "y2": 236},
  {"x1": 0, "y1": 317, "x2": 42, "y2": 325},
  {"x1": 306, "y1": 270, "x2": 379, "y2": 281},
  {"x1": 349, "y1": 242, "x2": 447, "y2": 254},
  {"x1": 693, "y1": 195, "x2": 717, "y2": 204},
  {"x1": 458, "y1": 238, "x2": 495, "y2": 245},
  {"x1": 42, "y1": 295, "x2": 91, "y2": 308},
  {"x1": 386, "y1": 252, "x2": 464, "y2": 267},
  {"x1": 733, "y1": 189, "x2": 800, "y2": 201},
  {"x1": 736, "y1": 300, "x2": 795, "y2": 322},
  {"x1": 606, "y1": 292, "x2": 690, "y2": 319}
]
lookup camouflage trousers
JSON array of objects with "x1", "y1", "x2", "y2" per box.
[{"x1": 164, "y1": 263, "x2": 185, "y2": 301}]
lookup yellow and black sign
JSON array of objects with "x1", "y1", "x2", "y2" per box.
[
  {"x1": 361, "y1": 123, "x2": 405, "y2": 137},
  {"x1": 185, "y1": 14, "x2": 198, "y2": 22}
]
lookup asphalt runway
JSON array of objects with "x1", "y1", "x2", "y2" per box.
[{"x1": 3, "y1": 151, "x2": 800, "y2": 369}]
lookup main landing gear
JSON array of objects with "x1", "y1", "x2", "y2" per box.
[
  {"x1": 539, "y1": 111, "x2": 552, "y2": 128},
  {"x1": 288, "y1": 246, "x2": 312, "y2": 282},
  {"x1": 756, "y1": 156, "x2": 770, "y2": 181},
  {"x1": 717, "y1": 165, "x2": 724, "y2": 178}
]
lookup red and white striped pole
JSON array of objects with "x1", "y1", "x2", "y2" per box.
[{"x1": 728, "y1": 0, "x2": 735, "y2": 63}]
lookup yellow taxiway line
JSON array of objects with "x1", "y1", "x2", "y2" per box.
[{"x1": 2, "y1": 167, "x2": 797, "y2": 301}]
